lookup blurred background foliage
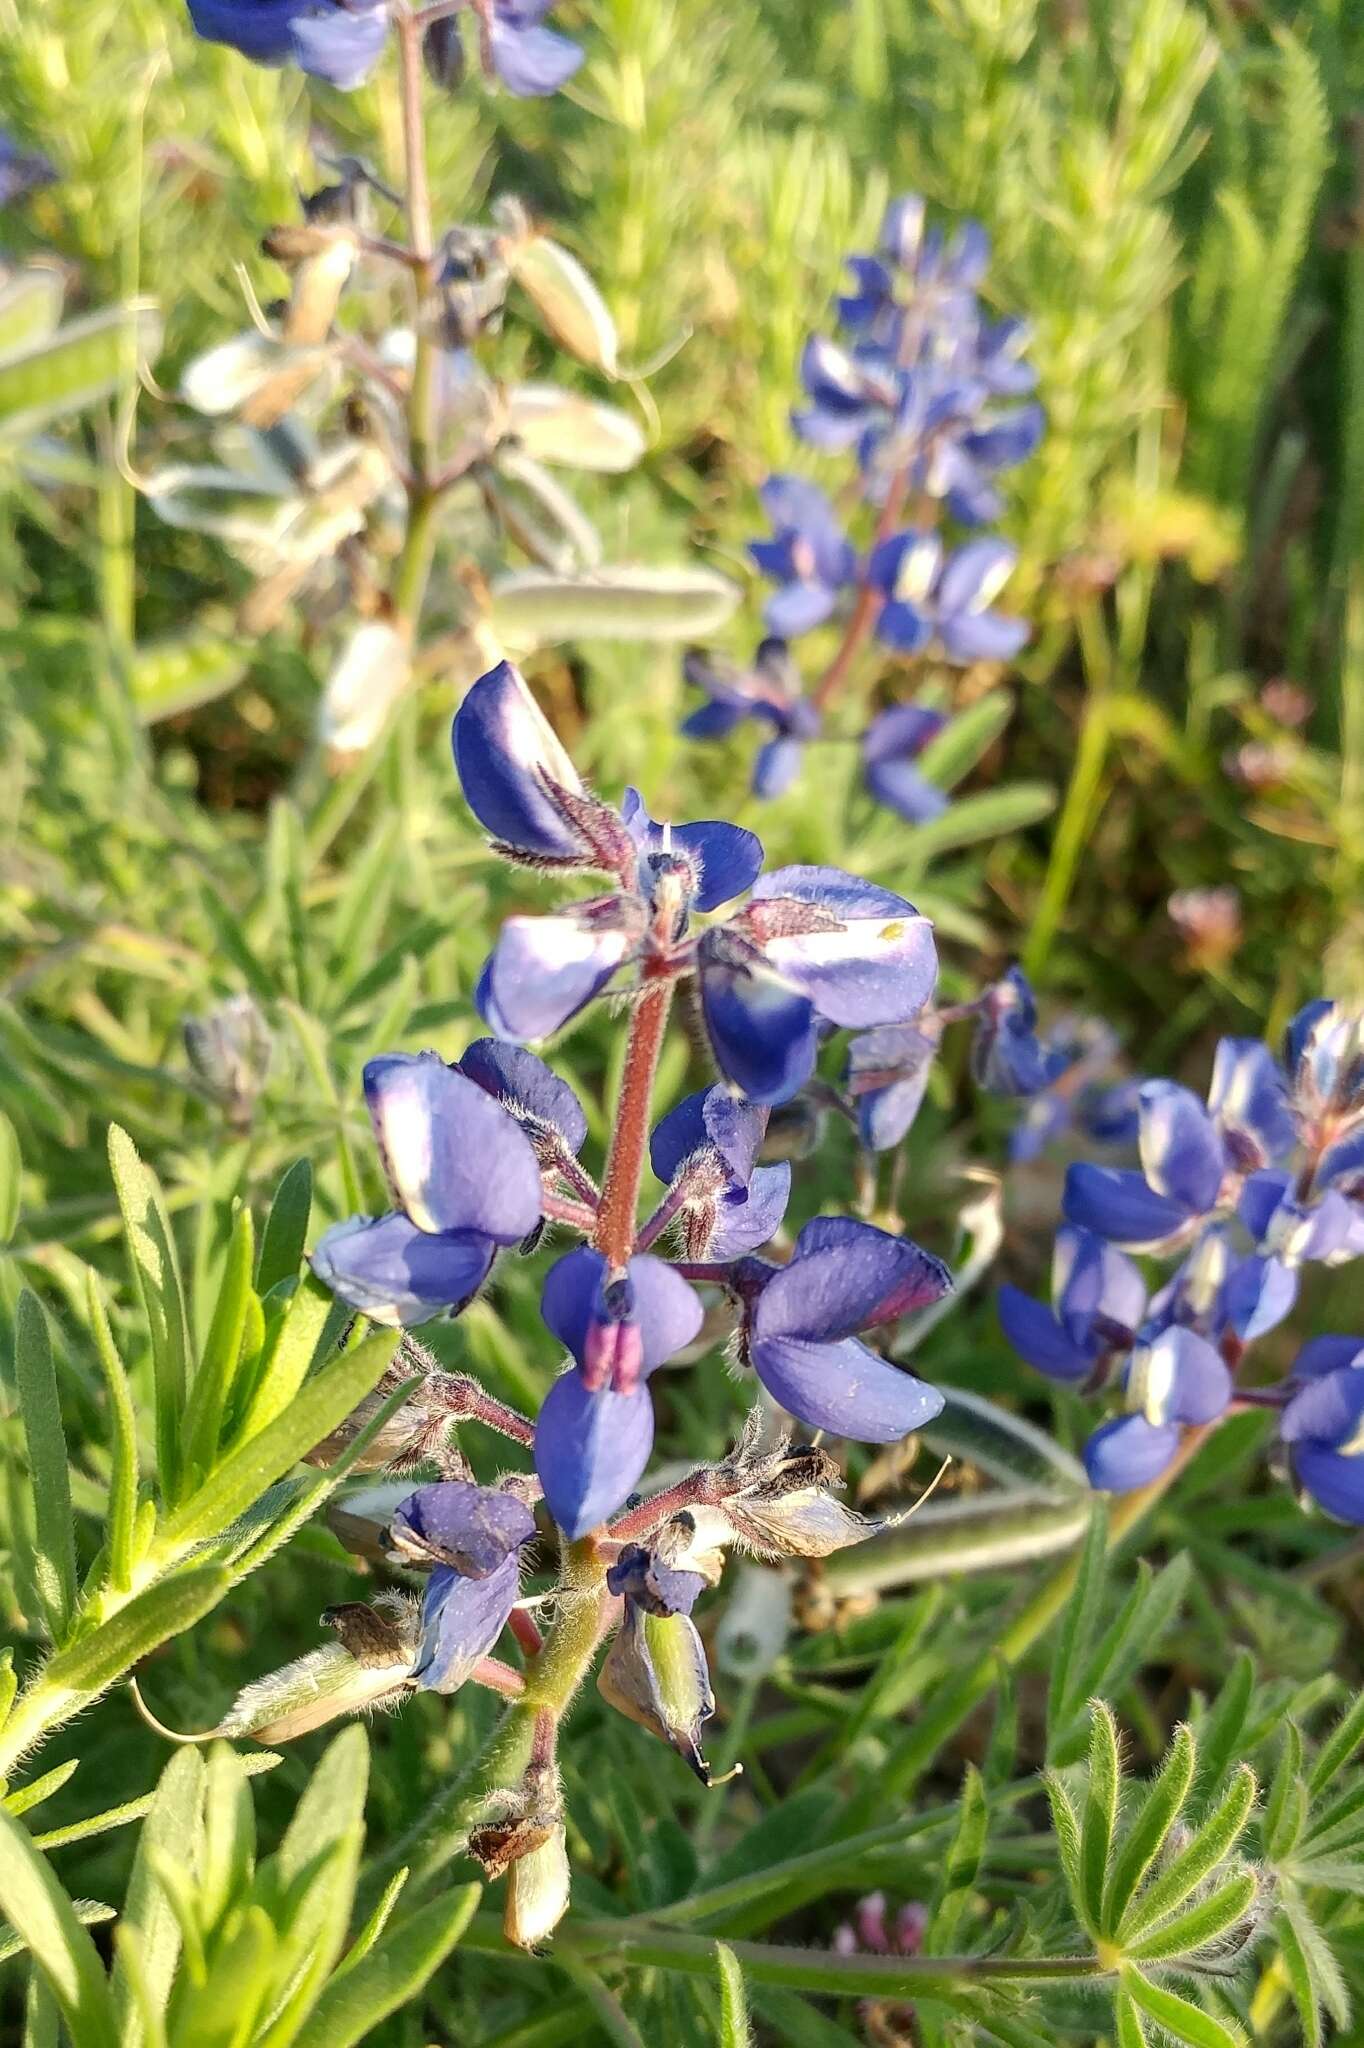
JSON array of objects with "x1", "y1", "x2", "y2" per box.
[{"x1": 4, "y1": 0, "x2": 1364, "y2": 2040}]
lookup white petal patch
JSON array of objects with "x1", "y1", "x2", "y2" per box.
[
  {"x1": 1128, "y1": 1335, "x2": 1177, "y2": 1426},
  {"x1": 500, "y1": 667, "x2": 583, "y2": 794}
]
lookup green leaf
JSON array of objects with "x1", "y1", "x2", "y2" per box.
[
  {"x1": 1103, "y1": 1725, "x2": 1196, "y2": 1933},
  {"x1": 915, "y1": 692, "x2": 1014, "y2": 791},
  {"x1": 288, "y1": 1886, "x2": 480, "y2": 2048},
  {"x1": 14, "y1": 1292, "x2": 77, "y2": 1638},
  {"x1": 1044, "y1": 1770, "x2": 1084, "y2": 1918},
  {"x1": 1121, "y1": 1967, "x2": 1246, "y2": 2047},
  {"x1": 36, "y1": 1753, "x2": 277, "y2": 1854},
  {"x1": 127, "y1": 633, "x2": 249, "y2": 726},
  {"x1": 1308, "y1": 1689, "x2": 1364, "y2": 1797},
  {"x1": 0, "y1": 302, "x2": 161, "y2": 440},
  {"x1": 42, "y1": 1566, "x2": 232, "y2": 1708},
  {"x1": 0, "y1": 268, "x2": 64, "y2": 364},
  {"x1": 1126, "y1": 1867, "x2": 1257, "y2": 1963},
  {"x1": 0, "y1": 1107, "x2": 22, "y2": 1242},
  {"x1": 0, "y1": 1903, "x2": 116, "y2": 1969},
  {"x1": 1080, "y1": 1702, "x2": 1121, "y2": 1934},
  {"x1": 1278, "y1": 1888, "x2": 1350, "y2": 2035},
  {"x1": 900, "y1": 783, "x2": 1055, "y2": 861},
  {"x1": 1069, "y1": 1556, "x2": 1191, "y2": 1751},
  {"x1": 200, "y1": 1745, "x2": 255, "y2": 1931},
  {"x1": 1190, "y1": 1651, "x2": 1254, "y2": 1807},
  {"x1": 183, "y1": 1207, "x2": 257, "y2": 1485},
  {"x1": 154, "y1": 1326, "x2": 398, "y2": 1552},
  {"x1": 85, "y1": 1271, "x2": 141, "y2": 1596},
  {"x1": 0, "y1": 1808, "x2": 118, "y2": 2048},
  {"x1": 1263, "y1": 1722, "x2": 1306, "y2": 1861},
  {"x1": 256, "y1": 1161, "x2": 313, "y2": 1299},
  {"x1": 926, "y1": 1765, "x2": 988, "y2": 1953},
  {"x1": 717, "y1": 1944, "x2": 752, "y2": 2048},
  {"x1": 111, "y1": 1748, "x2": 206, "y2": 2048},
  {"x1": 1277, "y1": 1897, "x2": 1323, "y2": 2048},
  {"x1": 3, "y1": 1761, "x2": 79, "y2": 1818},
  {"x1": 1119, "y1": 1764, "x2": 1256, "y2": 1941},
  {"x1": 108, "y1": 1124, "x2": 191, "y2": 1500},
  {"x1": 490, "y1": 564, "x2": 740, "y2": 647},
  {"x1": 1113, "y1": 1988, "x2": 1149, "y2": 2048},
  {"x1": 1046, "y1": 1504, "x2": 1107, "y2": 1755}
]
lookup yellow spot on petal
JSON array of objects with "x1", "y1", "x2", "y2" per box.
[{"x1": 879, "y1": 921, "x2": 905, "y2": 941}]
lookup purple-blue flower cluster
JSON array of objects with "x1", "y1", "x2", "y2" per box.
[
  {"x1": 683, "y1": 194, "x2": 1042, "y2": 816},
  {"x1": 312, "y1": 659, "x2": 954, "y2": 1542},
  {"x1": 1000, "y1": 1003, "x2": 1364, "y2": 1521},
  {"x1": 185, "y1": 0, "x2": 582, "y2": 96}
]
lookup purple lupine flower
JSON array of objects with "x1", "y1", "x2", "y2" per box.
[
  {"x1": 697, "y1": 868, "x2": 937, "y2": 1106},
  {"x1": 457, "y1": 664, "x2": 937, "y2": 1104},
  {"x1": 998, "y1": 1226, "x2": 1145, "y2": 1384},
  {"x1": 1007, "y1": 1021, "x2": 1135, "y2": 1165},
  {"x1": 972, "y1": 967, "x2": 1059, "y2": 1098},
  {"x1": 1146, "y1": 1224, "x2": 1296, "y2": 1349},
  {"x1": 748, "y1": 476, "x2": 856, "y2": 638},
  {"x1": 792, "y1": 334, "x2": 900, "y2": 452},
  {"x1": 1284, "y1": 999, "x2": 1364, "y2": 1118},
  {"x1": 311, "y1": 1052, "x2": 543, "y2": 1325},
  {"x1": 868, "y1": 533, "x2": 1029, "y2": 665},
  {"x1": 186, "y1": 0, "x2": 581, "y2": 92},
  {"x1": 1280, "y1": 1338, "x2": 1364, "y2": 1523},
  {"x1": 0, "y1": 133, "x2": 57, "y2": 205},
  {"x1": 861, "y1": 705, "x2": 948, "y2": 824},
  {"x1": 534, "y1": 1247, "x2": 703, "y2": 1536},
  {"x1": 606, "y1": 1542, "x2": 706, "y2": 1617},
  {"x1": 736, "y1": 1216, "x2": 951, "y2": 1439},
  {"x1": 392, "y1": 1480, "x2": 536, "y2": 1693},
  {"x1": 681, "y1": 641, "x2": 821, "y2": 799},
  {"x1": 649, "y1": 1086, "x2": 792, "y2": 1259},
  {"x1": 455, "y1": 1037, "x2": 588, "y2": 1166},
  {"x1": 845, "y1": 1020, "x2": 940, "y2": 1151},
  {"x1": 1064, "y1": 1039, "x2": 1293, "y2": 1252},
  {"x1": 1082, "y1": 1324, "x2": 1234, "y2": 1492}
]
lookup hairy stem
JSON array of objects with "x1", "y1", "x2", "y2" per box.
[{"x1": 594, "y1": 977, "x2": 675, "y2": 1267}]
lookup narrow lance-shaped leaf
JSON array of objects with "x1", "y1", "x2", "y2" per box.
[
  {"x1": 0, "y1": 1809, "x2": 119, "y2": 2048},
  {"x1": 38, "y1": 1566, "x2": 233, "y2": 1712},
  {"x1": 1308, "y1": 1689, "x2": 1364, "y2": 1798},
  {"x1": 108, "y1": 1124, "x2": 191, "y2": 1501},
  {"x1": 1046, "y1": 1504, "x2": 1107, "y2": 1757},
  {"x1": 85, "y1": 1272, "x2": 140, "y2": 1595},
  {"x1": 255, "y1": 1160, "x2": 313, "y2": 1299},
  {"x1": 0, "y1": 1107, "x2": 21, "y2": 1243},
  {"x1": 1080, "y1": 1702, "x2": 1122, "y2": 1936},
  {"x1": 926, "y1": 1764, "x2": 988, "y2": 1954},
  {"x1": 1121, "y1": 1966, "x2": 1248, "y2": 2048},
  {"x1": 182, "y1": 1207, "x2": 257, "y2": 1486},
  {"x1": 287, "y1": 1887, "x2": 481, "y2": 2048},
  {"x1": 1126, "y1": 1867, "x2": 1258, "y2": 1964},
  {"x1": 14, "y1": 1293, "x2": 77, "y2": 1639},
  {"x1": 111, "y1": 1747, "x2": 206, "y2": 2048},
  {"x1": 1263, "y1": 1721, "x2": 1307, "y2": 1861},
  {"x1": 716, "y1": 1944, "x2": 752, "y2": 2048},
  {"x1": 1102, "y1": 1724, "x2": 1196, "y2": 1933}
]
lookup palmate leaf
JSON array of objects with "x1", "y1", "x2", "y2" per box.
[{"x1": 1119, "y1": 1766, "x2": 1257, "y2": 1941}]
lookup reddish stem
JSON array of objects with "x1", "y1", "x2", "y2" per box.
[
  {"x1": 508, "y1": 1606, "x2": 545, "y2": 1657},
  {"x1": 419, "y1": 1370, "x2": 537, "y2": 1448},
  {"x1": 472, "y1": 1656, "x2": 526, "y2": 1697},
  {"x1": 541, "y1": 1193, "x2": 599, "y2": 1234},
  {"x1": 594, "y1": 974, "x2": 675, "y2": 1267},
  {"x1": 811, "y1": 462, "x2": 914, "y2": 713},
  {"x1": 607, "y1": 1466, "x2": 728, "y2": 1543}
]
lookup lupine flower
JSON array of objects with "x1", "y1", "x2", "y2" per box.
[
  {"x1": 185, "y1": 0, "x2": 581, "y2": 94},
  {"x1": 648, "y1": 1086, "x2": 791, "y2": 1259},
  {"x1": 792, "y1": 334, "x2": 900, "y2": 453},
  {"x1": 391, "y1": 1479, "x2": 537, "y2": 1692},
  {"x1": 845, "y1": 1020, "x2": 940, "y2": 1151},
  {"x1": 534, "y1": 1246, "x2": 703, "y2": 1537},
  {"x1": 311, "y1": 1051, "x2": 544, "y2": 1324},
  {"x1": 0, "y1": 133, "x2": 57, "y2": 205},
  {"x1": 681, "y1": 640, "x2": 821, "y2": 799},
  {"x1": 1007, "y1": 1020, "x2": 1138, "y2": 1165},
  {"x1": 748, "y1": 475, "x2": 856, "y2": 637},
  {"x1": 861, "y1": 704, "x2": 948, "y2": 823},
  {"x1": 1083, "y1": 1323, "x2": 1234, "y2": 1492},
  {"x1": 972, "y1": 966, "x2": 1059, "y2": 1098},
  {"x1": 868, "y1": 534, "x2": 1029, "y2": 664},
  {"x1": 183, "y1": 992, "x2": 273, "y2": 1129},
  {"x1": 734, "y1": 1216, "x2": 951, "y2": 1439},
  {"x1": 1280, "y1": 1338, "x2": 1364, "y2": 1523},
  {"x1": 456, "y1": 663, "x2": 936, "y2": 1104},
  {"x1": 998, "y1": 1226, "x2": 1144, "y2": 1384},
  {"x1": 1063, "y1": 1039, "x2": 1293, "y2": 1251}
]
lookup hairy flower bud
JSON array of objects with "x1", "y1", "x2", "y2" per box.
[
  {"x1": 598, "y1": 1600, "x2": 718, "y2": 1784},
  {"x1": 503, "y1": 1822, "x2": 572, "y2": 1950},
  {"x1": 183, "y1": 993, "x2": 272, "y2": 1129}
]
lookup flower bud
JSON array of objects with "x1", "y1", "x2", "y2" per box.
[
  {"x1": 598, "y1": 1601, "x2": 718, "y2": 1783},
  {"x1": 184, "y1": 994, "x2": 272, "y2": 1129},
  {"x1": 503, "y1": 1822, "x2": 571, "y2": 1950},
  {"x1": 219, "y1": 1592, "x2": 418, "y2": 1743}
]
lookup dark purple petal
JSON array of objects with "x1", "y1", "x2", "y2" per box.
[
  {"x1": 1083, "y1": 1415, "x2": 1181, "y2": 1492},
  {"x1": 997, "y1": 1286, "x2": 1091, "y2": 1381},
  {"x1": 669, "y1": 819, "x2": 765, "y2": 912},
  {"x1": 652, "y1": 1086, "x2": 766, "y2": 1188},
  {"x1": 452, "y1": 662, "x2": 587, "y2": 859},
  {"x1": 876, "y1": 601, "x2": 935, "y2": 655},
  {"x1": 1292, "y1": 1336, "x2": 1364, "y2": 1382},
  {"x1": 413, "y1": 1557, "x2": 520, "y2": 1692},
  {"x1": 606, "y1": 1544, "x2": 705, "y2": 1616},
  {"x1": 391, "y1": 1481, "x2": 535, "y2": 1576},
  {"x1": 363, "y1": 1053, "x2": 542, "y2": 1241},
  {"x1": 1292, "y1": 1444, "x2": 1364, "y2": 1523},
  {"x1": 865, "y1": 757, "x2": 949, "y2": 824},
  {"x1": 1137, "y1": 1081, "x2": 1224, "y2": 1214},
  {"x1": 1239, "y1": 1168, "x2": 1291, "y2": 1244},
  {"x1": 752, "y1": 1332, "x2": 943, "y2": 1442},
  {"x1": 481, "y1": 906, "x2": 635, "y2": 1040},
  {"x1": 289, "y1": 3, "x2": 389, "y2": 84},
  {"x1": 188, "y1": 0, "x2": 299, "y2": 63},
  {"x1": 706, "y1": 1164, "x2": 792, "y2": 1259},
  {"x1": 1062, "y1": 1165, "x2": 1193, "y2": 1248},
  {"x1": 962, "y1": 404, "x2": 1045, "y2": 470},
  {"x1": 682, "y1": 699, "x2": 747, "y2": 741},
  {"x1": 456, "y1": 1037, "x2": 588, "y2": 1155},
  {"x1": 534, "y1": 1372, "x2": 655, "y2": 1537},
  {"x1": 310, "y1": 1212, "x2": 494, "y2": 1326},
  {"x1": 1221, "y1": 1254, "x2": 1296, "y2": 1341},
  {"x1": 697, "y1": 932, "x2": 820, "y2": 1105},
  {"x1": 649, "y1": 1090, "x2": 711, "y2": 1185},
  {"x1": 757, "y1": 1225, "x2": 951, "y2": 1342},
  {"x1": 1320, "y1": 1128, "x2": 1364, "y2": 1195},
  {"x1": 862, "y1": 704, "x2": 947, "y2": 765},
  {"x1": 1052, "y1": 1227, "x2": 1145, "y2": 1345},
  {"x1": 487, "y1": 16, "x2": 583, "y2": 93}
]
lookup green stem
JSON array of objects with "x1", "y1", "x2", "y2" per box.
[
  {"x1": 389, "y1": 3, "x2": 441, "y2": 636},
  {"x1": 1022, "y1": 621, "x2": 1113, "y2": 978}
]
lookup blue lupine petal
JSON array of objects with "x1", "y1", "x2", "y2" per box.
[
  {"x1": 413, "y1": 1557, "x2": 521, "y2": 1692},
  {"x1": 480, "y1": 907, "x2": 634, "y2": 1041},
  {"x1": 534, "y1": 1372, "x2": 655, "y2": 1537},
  {"x1": 750, "y1": 865, "x2": 938, "y2": 1029},
  {"x1": 648, "y1": 1091, "x2": 711, "y2": 1185},
  {"x1": 758, "y1": 1224, "x2": 951, "y2": 1342},
  {"x1": 669, "y1": 820, "x2": 765, "y2": 911},
  {"x1": 1281, "y1": 1367, "x2": 1364, "y2": 1449},
  {"x1": 752, "y1": 1330, "x2": 943, "y2": 1441},
  {"x1": 487, "y1": 16, "x2": 582, "y2": 93},
  {"x1": 682, "y1": 699, "x2": 746, "y2": 741},
  {"x1": 1221, "y1": 1254, "x2": 1297, "y2": 1342},
  {"x1": 363, "y1": 1053, "x2": 542, "y2": 1242},
  {"x1": 606, "y1": 1544, "x2": 706, "y2": 1616},
  {"x1": 706, "y1": 1164, "x2": 792, "y2": 1259},
  {"x1": 310, "y1": 1212, "x2": 495, "y2": 1326},
  {"x1": 997, "y1": 1286, "x2": 1091, "y2": 1381},
  {"x1": 541, "y1": 1247, "x2": 702, "y2": 1377},
  {"x1": 848, "y1": 1022, "x2": 937, "y2": 1151},
  {"x1": 876, "y1": 601, "x2": 935, "y2": 655},
  {"x1": 391, "y1": 1481, "x2": 535, "y2": 1577},
  {"x1": 864, "y1": 757, "x2": 949, "y2": 823},
  {"x1": 289, "y1": 3, "x2": 389, "y2": 84},
  {"x1": 1052, "y1": 1227, "x2": 1145, "y2": 1345},
  {"x1": 1320, "y1": 1128, "x2": 1364, "y2": 1194},
  {"x1": 937, "y1": 608, "x2": 1029, "y2": 663},
  {"x1": 452, "y1": 662, "x2": 587, "y2": 859},
  {"x1": 753, "y1": 734, "x2": 806, "y2": 798},
  {"x1": 1084, "y1": 1415, "x2": 1181, "y2": 1492},
  {"x1": 863, "y1": 704, "x2": 947, "y2": 764},
  {"x1": 1062, "y1": 1165, "x2": 1193, "y2": 1247},
  {"x1": 1137, "y1": 1081, "x2": 1224, "y2": 1214},
  {"x1": 697, "y1": 934, "x2": 821, "y2": 1105},
  {"x1": 962, "y1": 405, "x2": 1045, "y2": 470},
  {"x1": 188, "y1": 0, "x2": 302, "y2": 64},
  {"x1": 1292, "y1": 1444, "x2": 1364, "y2": 1523},
  {"x1": 1292, "y1": 1336, "x2": 1364, "y2": 1381},
  {"x1": 456, "y1": 1037, "x2": 588, "y2": 1153},
  {"x1": 1238, "y1": 1168, "x2": 1290, "y2": 1244},
  {"x1": 1284, "y1": 999, "x2": 1337, "y2": 1077},
  {"x1": 936, "y1": 538, "x2": 1017, "y2": 615},
  {"x1": 764, "y1": 581, "x2": 837, "y2": 638},
  {"x1": 1207, "y1": 1037, "x2": 1294, "y2": 1167}
]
